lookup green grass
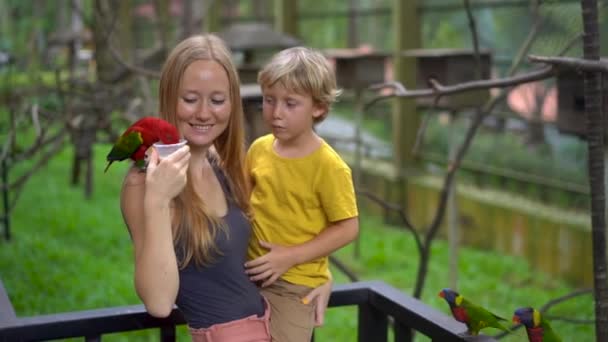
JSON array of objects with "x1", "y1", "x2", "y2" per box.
[{"x1": 0, "y1": 144, "x2": 595, "y2": 341}]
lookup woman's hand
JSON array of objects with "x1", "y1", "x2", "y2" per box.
[
  {"x1": 144, "y1": 145, "x2": 190, "y2": 203},
  {"x1": 244, "y1": 241, "x2": 296, "y2": 287}
]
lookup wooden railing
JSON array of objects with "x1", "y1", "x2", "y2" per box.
[{"x1": 0, "y1": 280, "x2": 496, "y2": 342}]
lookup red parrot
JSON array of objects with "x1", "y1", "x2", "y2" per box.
[
  {"x1": 104, "y1": 116, "x2": 180, "y2": 172},
  {"x1": 439, "y1": 288, "x2": 509, "y2": 336},
  {"x1": 513, "y1": 307, "x2": 562, "y2": 342}
]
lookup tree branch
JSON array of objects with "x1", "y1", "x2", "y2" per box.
[
  {"x1": 356, "y1": 189, "x2": 424, "y2": 256},
  {"x1": 364, "y1": 66, "x2": 556, "y2": 111},
  {"x1": 329, "y1": 255, "x2": 359, "y2": 282},
  {"x1": 96, "y1": 2, "x2": 161, "y2": 80},
  {"x1": 529, "y1": 55, "x2": 608, "y2": 73}
]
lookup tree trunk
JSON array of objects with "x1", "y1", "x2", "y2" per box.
[
  {"x1": 580, "y1": 1, "x2": 608, "y2": 341},
  {"x1": 347, "y1": 0, "x2": 358, "y2": 48}
]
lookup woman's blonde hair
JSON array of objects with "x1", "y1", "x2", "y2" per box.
[
  {"x1": 158, "y1": 34, "x2": 250, "y2": 268},
  {"x1": 257, "y1": 46, "x2": 342, "y2": 123}
]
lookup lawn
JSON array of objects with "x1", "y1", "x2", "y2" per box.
[{"x1": 0, "y1": 144, "x2": 595, "y2": 341}]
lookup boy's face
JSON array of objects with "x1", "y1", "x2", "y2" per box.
[{"x1": 261, "y1": 82, "x2": 326, "y2": 144}]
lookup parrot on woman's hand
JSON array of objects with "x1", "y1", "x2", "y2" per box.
[
  {"x1": 439, "y1": 288, "x2": 509, "y2": 336},
  {"x1": 104, "y1": 116, "x2": 180, "y2": 172},
  {"x1": 513, "y1": 307, "x2": 562, "y2": 342}
]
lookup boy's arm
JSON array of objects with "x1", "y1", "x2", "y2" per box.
[
  {"x1": 302, "y1": 272, "x2": 333, "y2": 327},
  {"x1": 245, "y1": 216, "x2": 358, "y2": 286},
  {"x1": 289, "y1": 216, "x2": 358, "y2": 263}
]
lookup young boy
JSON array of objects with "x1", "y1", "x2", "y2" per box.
[{"x1": 245, "y1": 47, "x2": 359, "y2": 342}]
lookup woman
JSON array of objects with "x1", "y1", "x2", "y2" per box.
[{"x1": 120, "y1": 34, "x2": 330, "y2": 341}]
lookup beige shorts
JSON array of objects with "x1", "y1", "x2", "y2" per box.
[{"x1": 260, "y1": 279, "x2": 316, "y2": 342}]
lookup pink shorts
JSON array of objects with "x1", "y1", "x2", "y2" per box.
[{"x1": 189, "y1": 297, "x2": 271, "y2": 342}]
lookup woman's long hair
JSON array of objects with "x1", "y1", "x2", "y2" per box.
[{"x1": 158, "y1": 34, "x2": 251, "y2": 268}]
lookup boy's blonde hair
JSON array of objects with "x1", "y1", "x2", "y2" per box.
[{"x1": 258, "y1": 46, "x2": 342, "y2": 123}]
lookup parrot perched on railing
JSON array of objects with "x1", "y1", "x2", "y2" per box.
[
  {"x1": 513, "y1": 307, "x2": 562, "y2": 342},
  {"x1": 439, "y1": 288, "x2": 510, "y2": 336},
  {"x1": 104, "y1": 116, "x2": 180, "y2": 172}
]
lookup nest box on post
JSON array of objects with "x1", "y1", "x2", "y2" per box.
[
  {"x1": 217, "y1": 23, "x2": 300, "y2": 143},
  {"x1": 556, "y1": 60, "x2": 608, "y2": 139},
  {"x1": 324, "y1": 49, "x2": 390, "y2": 90},
  {"x1": 217, "y1": 22, "x2": 300, "y2": 83},
  {"x1": 402, "y1": 48, "x2": 493, "y2": 110}
]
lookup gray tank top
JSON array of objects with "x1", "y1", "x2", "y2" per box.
[{"x1": 175, "y1": 161, "x2": 264, "y2": 329}]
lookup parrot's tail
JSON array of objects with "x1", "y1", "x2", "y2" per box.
[{"x1": 104, "y1": 161, "x2": 113, "y2": 173}]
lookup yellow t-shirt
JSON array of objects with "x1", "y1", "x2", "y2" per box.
[{"x1": 246, "y1": 134, "x2": 358, "y2": 287}]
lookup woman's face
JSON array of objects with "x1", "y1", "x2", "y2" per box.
[{"x1": 176, "y1": 60, "x2": 232, "y2": 149}]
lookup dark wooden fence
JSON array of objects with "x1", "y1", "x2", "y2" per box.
[{"x1": 0, "y1": 280, "x2": 497, "y2": 342}]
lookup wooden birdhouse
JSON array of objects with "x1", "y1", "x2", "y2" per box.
[
  {"x1": 401, "y1": 48, "x2": 493, "y2": 109},
  {"x1": 556, "y1": 61, "x2": 608, "y2": 138},
  {"x1": 325, "y1": 49, "x2": 390, "y2": 90},
  {"x1": 217, "y1": 23, "x2": 300, "y2": 85}
]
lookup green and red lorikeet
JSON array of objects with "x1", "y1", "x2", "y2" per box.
[
  {"x1": 439, "y1": 288, "x2": 509, "y2": 336},
  {"x1": 104, "y1": 116, "x2": 180, "y2": 172},
  {"x1": 513, "y1": 307, "x2": 562, "y2": 342}
]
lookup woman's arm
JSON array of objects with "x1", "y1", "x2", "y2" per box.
[
  {"x1": 120, "y1": 147, "x2": 190, "y2": 317},
  {"x1": 245, "y1": 217, "x2": 358, "y2": 286}
]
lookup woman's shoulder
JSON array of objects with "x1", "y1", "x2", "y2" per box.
[{"x1": 122, "y1": 167, "x2": 146, "y2": 188}]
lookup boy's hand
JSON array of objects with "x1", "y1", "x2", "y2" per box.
[
  {"x1": 301, "y1": 279, "x2": 333, "y2": 326},
  {"x1": 244, "y1": 240, "x2": 295, "y2": 287}
]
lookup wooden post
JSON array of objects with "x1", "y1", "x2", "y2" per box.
[
  {"x1": 274, "y1": 0, "x2": 298, "y2": 38},
  {"x1": 392, "y1": 0, "x2": 421, "y2": 176},
  {"x1": 447, "y1": 112, "x2": 459, "y2": 290},
  {"x1": 203, "y1": 0, "x2": 222, "y2": 33},
  {"x1": 2, "y1": 158, "x2": 9, "y2": 241},
  {"x1": 118, "y1": 0, "x2": 133, "y2": 59},
  {"x1": 358, "y1": 303, "x2": 388, "y2": 342},
  {"x1": 347, "y1": 0, "x2": 358, "y2": 48}
]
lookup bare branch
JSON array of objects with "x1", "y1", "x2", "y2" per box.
[
  {"x1": 96, "y1": 1, "x2": 161, "y2": 80},
  {"x1": 529, "y1": 55, "x2": 608, "y2": 73},
  {"x1": 356, "y1": 189, "x2": 424, "y2": 256},
  {"x1": 557, "y1": 33, "x2": 583, "y2": 56},
  {"x1": 539, "y1": 288, "x2": 593, "y2": 312},
  {"x1": 364, "y1": 82, "x2": 407, "y2": 111},
  {"x1": 412, "y1": 113, "x2": 432, "y2": 155},
  {"x1": 543, "y1": 316, "x2": 594, "y2": 325},
  {"x1": 506, "y1": 0, "x2": 544, "y2": 76},
  {"x1": 463, "y1": 0, "x2": 482, "y2": 80},
  {"x1": 364, "y1": 66, "x2": 555, "y2": 111},
  {"x1": 6, "y1": 129, "x2": 67, "y2": 210},
  {"x1": 31, "y1": 103, "x2": 41, "y2": 136},
  {"x1": 329, "y1": 255, "x2": 359, "y2": 282}
]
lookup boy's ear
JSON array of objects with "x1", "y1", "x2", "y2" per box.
[{"x1": 312, "y1": 103, "x2": 328, "y2": 119}]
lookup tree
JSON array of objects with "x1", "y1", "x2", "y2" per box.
[{"x1": 580, "y1": 0, "x2": 608, "y2": 340}]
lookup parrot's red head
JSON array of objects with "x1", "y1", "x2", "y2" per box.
[
  {"x1": 131, "y1": 117, "x2": 180, "y2": 145},
  {"x1": 104, "y1": 116, "x2": 180, "y2": 173}
]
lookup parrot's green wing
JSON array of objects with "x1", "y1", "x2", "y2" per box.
[
  {"x1": 104, "y1": 131, "x2": 143, "y2": 172},
  {"x1": 541, "y1": 319, "x2": 562, "y2": 342},
  {"x1": 462, "y1": 299, "x2": 509, "y2": 335}
]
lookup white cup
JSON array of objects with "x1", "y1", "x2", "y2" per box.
[{"x1": 153, "y1": 139, "x2": 187, "y2": 159}]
